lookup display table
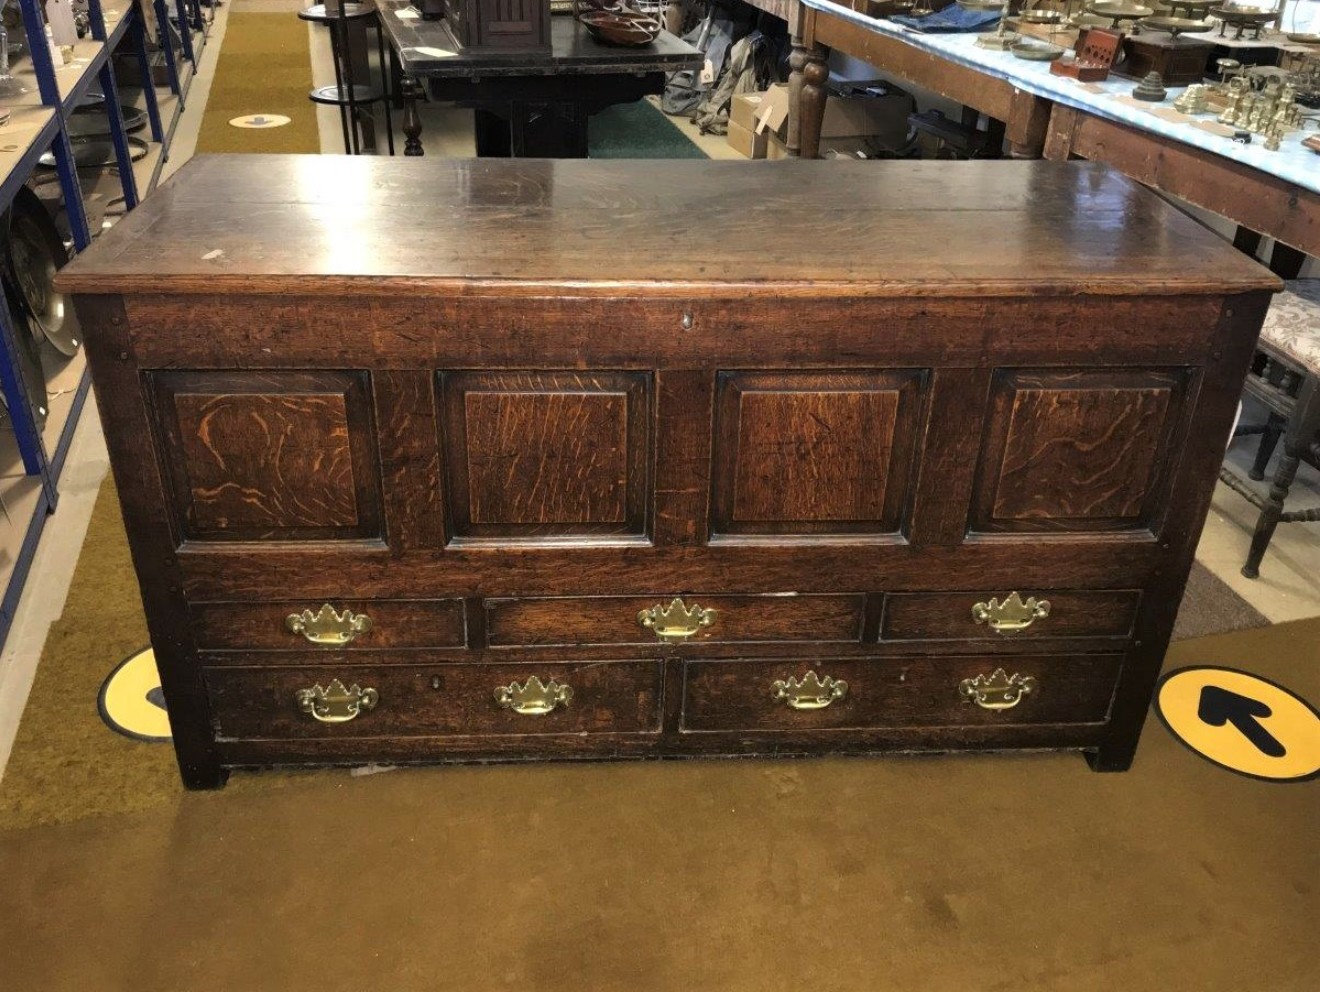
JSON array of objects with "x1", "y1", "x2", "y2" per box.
[
  {"x1": 773, "y1": 0, "x2": 1320, "y2": 260},
  {"x1": 59, "y1": 155, "x2": 1276, "y2": 788},
  {"x1": 377, "y1": 2, "x2": 701, "y2": 156}
]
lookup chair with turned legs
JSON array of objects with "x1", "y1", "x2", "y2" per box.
[{"x1": 1221, "y1": 280, "x2": 1320, "y2": 578}]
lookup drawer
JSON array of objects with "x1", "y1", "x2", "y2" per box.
[
  {"x1": 485, "y1": 594, "x2": 865, "y2": 647},
  {"x1": 681, "y1": 654, "x2": 1122, "y2": 732},
  {"x1": 191, "y1": 600, "x2": 467, "y2": 650},
  {"x1": 205, "y1": 661, "x2": 664, "y2": 740},
  {"x1": 881, "y1": 591, "x2": 1140, "y2": 642}
]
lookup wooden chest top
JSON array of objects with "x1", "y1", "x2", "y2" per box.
[{"x1": 57, "y1": 155, "x2": 1277, "y2": 300}]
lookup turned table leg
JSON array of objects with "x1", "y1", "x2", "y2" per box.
[
  {"x1": 798, "y1": 46, "x2": 828, "y2": 160},
  {"x1": 402, "y1": 77, "x2": 424, "y2": 157}
]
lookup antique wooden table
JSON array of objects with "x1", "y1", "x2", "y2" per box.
[
  {"x1": 59, "y1": 156, "x2": 1276, "y2": 789},
  {"x1": 752, "y1": 0, "x2": 1319, "y2": 269},
  {"x1": 378, "y1": 2, "x2": 701, "y2": 156}
]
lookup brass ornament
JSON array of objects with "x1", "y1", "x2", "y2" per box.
[
  {"x1": 285, "y1": 604, "x2": 374, "y2": 646},
  {"x1": 637, "y1": 597, "x2": 717, "y2": 643},
  {"x1": 971, "y1": 591, "x2": 1051, "y2": 634},
  {"x1": 771, "y1": 671, "x2": 849, "y2": 711},
  {"x1": 495, "y1": 676, "x2": 573, "y2": 716},
  {"x1": 295, "y1": 679, "x2": 379, "y2": 723},
  {"x1": 959, "y1": 669, "x2": 1038, "y2": 711}
]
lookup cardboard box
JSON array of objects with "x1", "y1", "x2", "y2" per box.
[
  {"x1": 766, "y1": 132, "x2": 790, "y2": 160},
  {"x1": 730, "y1": 91, "x2": 766, "y2": 134},
  {"x1": 755, "y1": 82, "x2": 913, "y2": 148},
  {"x1": 726, "y1": 121, "x2": 767, "y2": 159}
]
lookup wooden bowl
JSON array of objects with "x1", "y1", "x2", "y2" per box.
[{"x1": 578, "y1": 9, "x2": 662, "y2": 46}]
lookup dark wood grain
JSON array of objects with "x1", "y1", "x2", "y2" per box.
[
  {"x1": 680, "y1": 654, "x2": 1122, "y2": 732},
  {"x1": 149, "y1": 370, "x2": 383, "y2": 544},
  {"x1": 190, "y1": 599, "x2": 468, "y2": 651},
  {"x1": 439, "y1": 370, "x2": 651, "y2": 540},
  {"x1": 971, "y1": 369, "x2": 1192, "y2": 534},
  {"x1": 880, "y1": 590, "x2": 1140, "y2": 641},
  {"x1": 373, "y1": 371, "x2": 445, "y2": 550},
  {"x1": 64, "y1": 158, "x2": 1279, "y2": 786},
  {"x1": 120, "y1": 293, "x2": 1231, "y2": 366},
  {"x1": 56, "y1": 159, "x2": 1278, "y2": 298},
  {"x1": 712, "y1": 371, "x2": 925, "y2": 536},
  {"x1": 485, "y1": 593, "x2": 865, "y2": 647},
  {"x1": 205, "y1": 660, "x2": 664, "y2": 739}
]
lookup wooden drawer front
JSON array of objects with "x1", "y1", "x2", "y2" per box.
[
  {"x1": 881, "y1": 591, "x2": 1140, "y2": 642},
  {"x1": 681, "y1": 655, "x2": 1122, "y2": 732},
  {"x1": 191, "y1": 600, "x2": 468, "y2": 651},
  {"x1": 205, "y1": 661, "x2": 664, "y2": 739},
  {"x1": 485, "y1": 594, "x2": 866, "y2": 647}
]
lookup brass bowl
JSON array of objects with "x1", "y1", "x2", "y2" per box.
[
  {"x1": 1012, "y1": 39, "x2": 1066, "y2": 58},
  {"x1": 1141, "y1": 14, "x2": 1214, "y2": 35},
  {"x1": 1018, "y1": 9, "x2": 1064, "y2": 22},
  {"x1": 1087, "y1": 1, "x2": 1154, "y2": 22}
]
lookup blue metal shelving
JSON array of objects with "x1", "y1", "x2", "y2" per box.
[{"x1": 0, "y1": 0, "x2": 213, "y2": 649}]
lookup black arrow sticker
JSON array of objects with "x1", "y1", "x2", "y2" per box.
[{"x1": 1198, "y1": 685, "x2": 1287, "y2": 758}]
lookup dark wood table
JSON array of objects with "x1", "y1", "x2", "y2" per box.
[{"x1": 377, "y1": 2, "x2": 702, "y2": 157}]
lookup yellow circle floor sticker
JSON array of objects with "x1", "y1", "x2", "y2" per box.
[
  {"x1": 98, "y1": 648, "x2": 172, "y2": 742},
  {"x1": 1155, "y1": 666, "x2": 1320, "y2": 782}
]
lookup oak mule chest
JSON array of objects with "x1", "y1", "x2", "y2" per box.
[{"x1": 60, "y1": 156, "x2": 1277, "y2": 789}]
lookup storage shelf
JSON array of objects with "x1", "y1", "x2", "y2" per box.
[
  {"x1": 0, "y1": 0, "x2": 210, "y2": 651},
  {"x1": 4, "y1": 8, "x2": 131, "y2": 116}
]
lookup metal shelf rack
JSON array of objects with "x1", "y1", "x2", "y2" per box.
[{"x1": 0, "y1": 0, "x2": 213, "y2": 649}]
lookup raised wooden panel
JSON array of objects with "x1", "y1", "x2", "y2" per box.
[
  {"x1": 439, "y1": 371, "x2": 651, "y2": 541},
  {"x1": 711, "y1": 370, "x2": 927, "y2": 537},
  {"x1": 970, "y1": 369, "x2": 1192, "y2": 534},
  {"x1": 149, "y1": 370, "x2": 383, "y2": 543}
]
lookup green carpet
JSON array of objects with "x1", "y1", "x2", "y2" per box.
[
  {"x1": 589, "y1": 101, "x2": 708, "y2": 159},
  {"x1": 194, "y1": 12, "x2": 321, "y2": 155}
]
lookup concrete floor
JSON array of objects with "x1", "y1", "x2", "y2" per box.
[{"x1": 0, "y1": 4, "x2": 1318, "y2": 783}]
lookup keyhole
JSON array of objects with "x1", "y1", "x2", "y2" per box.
[
  {"x1": 431, "y1": 676, "x2": 442, "y2": 690},
  {"x1": 681, "y1": 312, "x2": 694, "y2": 330}
]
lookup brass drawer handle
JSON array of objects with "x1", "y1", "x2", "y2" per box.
[
  {"x1": 637, "y1": 597, "x2": 716, "y2": 644},
  {"x1": 285, "y1": 604, "x2": 374, "y2": 646},
  {"x1": 959, "y1": 669, "x2": 1037, "y2": 711},
  {"x1": 771, "y1": 671, "x2": 848, "y2": 711},
  {"x1": 495, "y1": 676, "x2": 573, "y2": 716},
  {"x1": 971, "y1": 592, "x2": 1050, "y2": 635},
  {"x1": 296, "y1": 679, "x2": 379, "y2": 723}
]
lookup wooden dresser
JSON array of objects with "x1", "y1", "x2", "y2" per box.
[{"x1": 59, "y1": 156, "x2": 1277, "y2": 789}]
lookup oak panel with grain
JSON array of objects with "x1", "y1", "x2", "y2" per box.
[
  {"x1": 712, "y1": 370, "x2": 926, "y2": 536},
  {"x1": 971, "y1": 369, "x2": 1192, "y2": 534},
  {"x1": 439, "y1": 370, "x2": 651, "y2": 541},
  {"x1": 149, "y1": 369, "x2": 383, "y2": 544}
]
